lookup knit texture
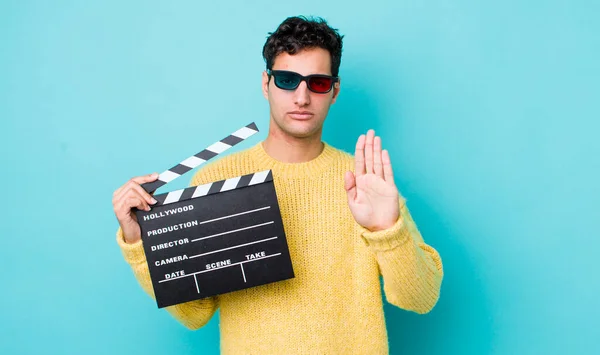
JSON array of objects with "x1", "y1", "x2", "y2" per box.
[{"x1": 116, "y1": 141, "x2": 444, "y2": 354}]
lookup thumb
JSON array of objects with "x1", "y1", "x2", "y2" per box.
[{"x1": 344, "y1": 171, "x2": 357, "y2": 200}]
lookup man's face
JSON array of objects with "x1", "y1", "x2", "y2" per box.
[{"x1": 262, "y1": 47, "x2": 340, "y2": 140}]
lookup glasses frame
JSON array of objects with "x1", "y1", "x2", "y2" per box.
[{"x1": 267, "y1": 70, "x2": 339, "y2": 94}]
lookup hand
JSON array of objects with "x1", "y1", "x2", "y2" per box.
[
  {"x1": 112, "y1": 173, "x2": 160, "y2": 243},
  {"x1": 344, "y1": 129, "x2": 402, "y2": 232}
]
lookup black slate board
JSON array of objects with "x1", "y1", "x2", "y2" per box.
[{"x1": 137, "y1": 169, "x2": 294, "y2": 308}]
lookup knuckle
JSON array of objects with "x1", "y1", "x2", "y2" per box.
[
  {"x1": 127, "y1": 182, "x2": 138, "y2": 190},
  {"x1": 125, "y1": 196, "x2": 137, "y2": 207},
  {"x1": 123, "y1": 189, "x2": 134, "y2": 199}
]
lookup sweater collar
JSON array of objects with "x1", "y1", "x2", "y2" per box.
[{"x1": 249, "y1": 141, "x2": 338, "y2": 179}]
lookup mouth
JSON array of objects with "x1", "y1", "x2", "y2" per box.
[{"x1": 288, "y1": 111, "x2": 314, "y2": 120}]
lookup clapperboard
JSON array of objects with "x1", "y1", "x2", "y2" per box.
[{"x1": 135, "y1": 122, "x2": 295, "y2": 308}]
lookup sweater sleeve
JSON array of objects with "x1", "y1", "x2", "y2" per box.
[
  {"x1": 359, "y1": 198, "x2": 444, "y2": 314},
  {"x1": 115, "y1": 164, "x2": 224, "y2": 330}
]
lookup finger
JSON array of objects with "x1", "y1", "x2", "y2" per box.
[
  {"x1": 116, "y1": 189, "x2": 152, "y2": 220},
  {"x1": 115, "y1": 197, "x2": 146, "y2": 223},
  {"x1": 373, "y1": 136, "x2": 383, "y2": 178},
  {"x1": 113, "y1": 172, "x2": 158, "y2": 202},
  {"x1": 131, "y1": 172, "x2": 160, "y2": 185},
  {"x1": 382, "y1": 149, "x2": 395, "y2": 185},
  {"x1": 114, "y1": 176, "x2": 159, "y2": 206},
  {"x1": 115, "y1": 185, "x2": 155, "y2": 213},
  {"x1": 344, "y1": 170, "x2": 355, "y2": 191},
  {"x1": 344, "y1": 171, "x2": 357, "y2": 201},
  {"x1": 120, "y1": 191, "x2": 151, "y2": 215},
  {"x1": 365, "y1": 129, "x2": 375, "y2": 174},
  {"x1": 355, "y1": 134, "x2": 366, "y2": 177},
  {"x1": 129, "y1": 180, "x2": 158, "y2": 205}
]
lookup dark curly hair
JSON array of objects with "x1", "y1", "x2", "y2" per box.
[{"x1": 262, "y1": 16, "x2": 344, "y2": 77}]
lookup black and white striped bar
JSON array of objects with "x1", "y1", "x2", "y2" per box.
[
  {"x1": 141, "y1": 122, "x2": 259, "y2": 194},
  {"x1": 151, "y1": 170, "x2": 273, "y2": 206}
]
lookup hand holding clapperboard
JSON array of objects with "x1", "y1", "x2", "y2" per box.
[{"x1": 134, "y1": 122, "x2": 294, "y2": 308}]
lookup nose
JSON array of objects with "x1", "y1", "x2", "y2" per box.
[{"x1": 293, "y1": 80, "x2": 311, "y2": 107}]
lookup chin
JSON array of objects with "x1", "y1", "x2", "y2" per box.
[{"x1": 284, "y1": 122, "x2": 322, "y2": 138}]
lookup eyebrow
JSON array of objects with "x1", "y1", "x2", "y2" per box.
[{"x1": 271, "y1": 69, "x2": 334, "y2": 76}]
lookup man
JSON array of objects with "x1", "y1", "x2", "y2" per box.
[{"x1": 113, "y1": 15, "x2": 443, "y2": 354}]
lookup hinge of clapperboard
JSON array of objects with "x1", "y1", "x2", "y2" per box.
[{"x1": 138, "y1": 122, "x2": 271, "y2": 206}]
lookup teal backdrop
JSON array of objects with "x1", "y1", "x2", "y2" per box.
[{"x1": 1, "y1": 1, "x2": 598, "y2": 354}]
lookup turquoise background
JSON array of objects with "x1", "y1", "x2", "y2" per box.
[{"x1": 1, "y1": 1, "x2": 598, "y2": 354}]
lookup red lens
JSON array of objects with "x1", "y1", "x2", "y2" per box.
[{"x1": 308, "y1": 77, "x2": 334, "y2": 93}]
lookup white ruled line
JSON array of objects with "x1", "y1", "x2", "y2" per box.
[
  {"x1": 199, "y1": 206, "x2": 271, "y2": 224},
  {"x1": 241, "y1": 264, "x2": 246, "y2": 283},
  {"x1": 189, "y1": 237, "x2": 278, "y2": 259},
  {"x1": 191, "y1": 221, "x2": 274, "y2": 242},
  {"x1": 158, "y1": 253, "x2": 282, "y2": 283},
  {"x1": 194, "y1": 274, "x2": 200, "y2": 293}
]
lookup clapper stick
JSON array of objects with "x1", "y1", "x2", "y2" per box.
[{"x1": 141, "y1": 122, "x2": 259, "y2": 195}]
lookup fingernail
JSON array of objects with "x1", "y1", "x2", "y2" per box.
[
  {"x1": 146, "y1": 206, "x2": 151, "y2": 211},
  {"x1": 152, "y1": 173, "x2": 158, "y2": 178},
  {"x1": 151, "y1": 198, "x2": 157, "y2": 204}
]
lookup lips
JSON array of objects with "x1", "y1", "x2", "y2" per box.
[{"x1": 288, "y1": 111, "x2": 314, "y2": 120}]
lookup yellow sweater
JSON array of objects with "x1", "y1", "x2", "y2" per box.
[{"x1": 116, "y1": 141, "x2": 444, "y2": 354}]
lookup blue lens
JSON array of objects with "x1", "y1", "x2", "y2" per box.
[{"x1": 274, "y1": 72, "x2": 301, "y2": 89}]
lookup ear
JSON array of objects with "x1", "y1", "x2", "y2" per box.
[
  {"x1": 262, "y1": 71, "x2": 270, "y2": 100},
  {"x1": 331, "y1": 77, "x2": 341, "y2": 104}
]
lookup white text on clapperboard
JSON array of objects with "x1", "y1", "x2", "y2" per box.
[{"x1": 144, "y1": 204, "x2": 274, "y2": 281}]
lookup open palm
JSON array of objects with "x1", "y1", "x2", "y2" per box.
[{"x1": 344, "y1": 130, "x2": 402, "y2": 232}]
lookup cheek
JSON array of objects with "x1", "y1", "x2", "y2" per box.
[
  {"x1": 269, "y1": 90, "x2": 289, "y2": 108},
  {"x1": 268, "y1": 91, "x2": 287, "y2": 116},
  {"x1": 312, "y1": 95, "x2": 334, "y2": 111}
]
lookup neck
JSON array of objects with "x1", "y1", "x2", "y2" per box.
[{"x1": 262, "y1": 123, "x2": 324, "y2": 164}]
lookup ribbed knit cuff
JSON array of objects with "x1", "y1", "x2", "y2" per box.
[
  {"x1": 360, "y1": 212, "x2": 411, "y2": 252},
  {"x1": 115, "y1": 227, "x2": 147, "y2": 265}
]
